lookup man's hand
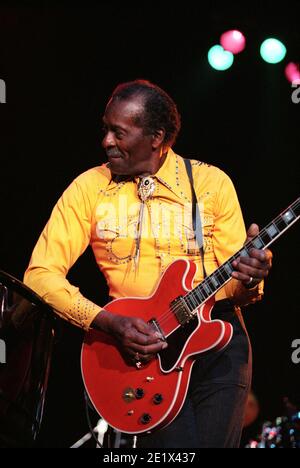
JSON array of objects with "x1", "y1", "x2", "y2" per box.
[
  {"x1": 231, "y1": 223, "x2": 273, "y2": 287},
  {"x1": 92, "y1": 310, "x2": 167, "y2": 363}
]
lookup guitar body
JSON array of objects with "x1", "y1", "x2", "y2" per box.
[{"x1": 81, "y1": 259, "x2": 233, "y2": 434}]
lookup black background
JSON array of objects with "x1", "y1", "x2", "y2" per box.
[{"x1": 0, "y1": 2, "x2": 299, "y2": 447}]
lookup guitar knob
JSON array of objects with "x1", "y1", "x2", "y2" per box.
[
  {"x1": 146, "y1": 376, "x2": 154, "y2": 382},
  {"x1": 153, "y1": 393, "x2": 163, "y2": 405},
  {"x1": 135, "y1": 387, "x2": 145, "y2": 399},
  {"x1": 140, "y1": 413, "x2": 152, "y2": 425}
]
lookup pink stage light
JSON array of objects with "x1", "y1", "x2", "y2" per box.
[
  {"x1": 285, "y1": 62, "x2": 300, "y2": 84},
  {"x1": 220, "y1": 30, "x2": 246, "y2": 54}
]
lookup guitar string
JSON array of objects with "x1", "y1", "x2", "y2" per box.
[
  {"x1": 105, "y1": 200, "x2": 299, "y2": 333},
  {"x1": 156, "y1": 203, "x2": 300, "y2": 330},
  {"x1": 149, "y1": 199, "x2": 300, "y2": 330},
  {"x1": 152, "y1": 199, "x2": 300, "y2": 329}
]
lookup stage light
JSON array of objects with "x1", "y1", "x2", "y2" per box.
[
  {"x1": 260, "y1": 38, "x2": 286, "y2": 64},
  {"x1": 285, "y1": 62, "x2": 300, "y2": 84},
  {"x1": 207, "y1": 45, "x2": 234, "y2": 71},
  {"x1": 220, "y1": 30, "x2": 246, "y2": 54}
]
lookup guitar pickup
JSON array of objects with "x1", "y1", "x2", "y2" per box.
[{"x1": 171, "y1": 296, "x2": 194, "y2": 325}]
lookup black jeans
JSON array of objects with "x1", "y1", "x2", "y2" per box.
[{"x1": 137, "y1": 300, "x2": 252, "y2": 448}]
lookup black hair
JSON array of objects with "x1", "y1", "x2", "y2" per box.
[{"x1": 110, "y1": 79, "x2": 181, "y2": 147}]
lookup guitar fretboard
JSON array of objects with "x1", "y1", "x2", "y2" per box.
[{"x1": 184, "y1": 198, "x2": 300, "y2": 312}]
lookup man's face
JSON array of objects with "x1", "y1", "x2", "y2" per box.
[{"x1": 102, "y1": 97, "x2": 155, "y2": 175}]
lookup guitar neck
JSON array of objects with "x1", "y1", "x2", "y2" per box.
[{"x1": 184, "y1": 197, "x2": 300, "y2": 310}]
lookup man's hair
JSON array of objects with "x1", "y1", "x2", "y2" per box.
[{"x1": 110, "y1": 79, "x2": 181, "y2": 147}]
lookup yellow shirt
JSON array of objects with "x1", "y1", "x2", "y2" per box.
[{"x1": 24, "y1": 149, "x2": 263, "y2": 330}]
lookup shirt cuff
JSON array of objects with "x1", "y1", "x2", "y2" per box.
[{"x1": 60, "y1": 294, "x2": 103, "y2": 331}]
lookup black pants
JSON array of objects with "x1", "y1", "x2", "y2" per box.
[{"x1": 137, "y1": 300, "x2": 252, "y2": 448}]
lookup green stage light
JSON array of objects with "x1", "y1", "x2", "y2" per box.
[
  {"x1": 260, "y1": 38, "x2": 287, "y2": 64},
  {"x1": 208, "y1": 45, "x2": 234, "y2": 71}
]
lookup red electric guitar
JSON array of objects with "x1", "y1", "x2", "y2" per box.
[{"x1": 81, "y1": 198, "x2": 300, "y2": 434}]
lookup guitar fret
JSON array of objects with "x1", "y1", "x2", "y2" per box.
[
  {"x1": 210, "y1": 275, "x2": 220, "y2": 289},
  {"x1": 293, "y1": 201, "x2": 300, "y2": 217},
  {"x1": 252, "y1": 236, "x2": 264, "y2": 249},
  {"x1": 274, "y1": 217, "x2": 287, "y2": 233},
  {"x1": 202, "y1": 282, "x2": 212, "y2": 296},
  {"x1": 222, "y1": 262, "x2": 233, "y2": 277},
  {"x1": 282, "y1": 209, "x2": 296, "y2": 224},
  {"x1": 259, "y1": 230, "x2": 271, "y2": 245},
  {"x1": 187, "y1": 293, "x2": 197, "y2": 310},
  {"x1": 195, "y1": 289, "x2": 206, "y2": 303},
  {"x1": 208, "y1": 277, "x2": 217, "y2": 292},
  {"x1": 183, "y1": 198, "x2": 299, "y2": 310},
  {"x1": 239, "y1": 248, "x2": 249, "y2": 257},
  {"x1": 199, "y1": 284, "x2": 209, "y2": 299},
  {"x1": 215, "y1": 270, "x2": 225, "y2": 284},
  {"x1": 266, "y1": 223, "x2": 278, "y2": 238}
]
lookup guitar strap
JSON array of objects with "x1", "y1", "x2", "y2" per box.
[{"x1": 184, "y1": 158, "x2": 207, "y2": 279}]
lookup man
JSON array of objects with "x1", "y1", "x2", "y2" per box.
[{"x1": 24, "y1": 79, "x2": 272, "y2": 448}]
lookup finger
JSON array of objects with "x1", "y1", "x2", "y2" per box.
[
  {"x1": 131, "y1": 352, "x2": 154, "y2": 363},
  {"x1": 125, "y1": 331, "x2": 164, "y2": 347},
  {"x1": 232, "y1": 262, "x2": 269, "y2": 279},
  {"x1": 132, "y1": 340, "x2": 168, "y2": 356},
  {"x1": 261, "y1": 248, "x2": 273, "y2": 263},
  {"x1": 232, "y1": 249, "x2": 273, "y2": 270},
  {"x1": 120, "y1": 319, "x2": 161, "y2": 346},
  {"x1": 248, "y1": 248, "x2": 273, "y2": 263},
  {"x1": 245, "y1": 223, "x2": 259, "y2": 242},
  {"x1": 231, "y1": 271, "x2": 254, "y2": 283},
  {"x1": 133, "y1": 318, "x2": 163, "y2": 340},
  {"x1": 250, "y1": 249, "x2": 273, "y2": 263},
  {"x1": 233, "y1": 256, "x2": 270, "y2": 271}
]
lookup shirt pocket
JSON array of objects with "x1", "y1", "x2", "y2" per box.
[{"x1": 95, "y1": 216, "x2": 138, "y2": 264}]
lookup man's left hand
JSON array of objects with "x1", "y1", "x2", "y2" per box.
[{"x1": 231, "y1": 223, "x2": 273, "y2": 287}]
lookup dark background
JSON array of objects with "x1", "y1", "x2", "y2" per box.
[{"x1": 0, "y1": 2, "x2": 299, "y2": 447}]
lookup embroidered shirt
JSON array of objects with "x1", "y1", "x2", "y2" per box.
[{"x1": 24, "y1": 149, "x2": 263, "y2": 330}]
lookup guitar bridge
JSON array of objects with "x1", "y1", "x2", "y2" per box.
[{"x1": 171, "y1": 296, "x2": 194, "y2": 325}]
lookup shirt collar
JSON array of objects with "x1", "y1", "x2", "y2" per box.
[
  {"x1": 104, "y1": 148, "x2": 190, "y2": 201},
  {"x1": 154, "y1": 148, "x2": 187, "y2": 200},
  {"x1": 103, "y1": 167, "x2": 133, "y2": 192}
]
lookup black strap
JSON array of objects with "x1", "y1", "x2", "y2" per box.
[{"x1": 184, "y1": 158, "x2": 207, "y2": 278}]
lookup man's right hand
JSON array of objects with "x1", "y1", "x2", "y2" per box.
[{"x1": 91, "y1": 310, "x2": 167, "y2": 363}]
